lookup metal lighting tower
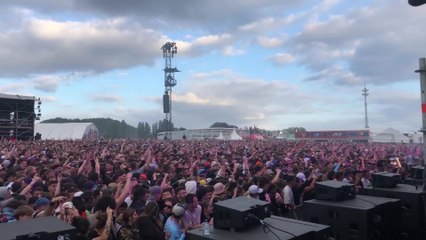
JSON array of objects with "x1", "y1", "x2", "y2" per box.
[
  {"x1": 415, "y1": 57, "x2": 426, "y2": 190},
  {"x1": 161, "y1": 42, "x2": 179, "y2": 140},
  {"x1": 362, "y1": 83, "x2": 369, "y2": 129}
]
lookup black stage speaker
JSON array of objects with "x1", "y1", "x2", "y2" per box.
[
  {"x1": 304, "y1": 195, "x2": 401, "y2": 240},
  {"x1": 411, "y1": 166, "x2": 424, "y2": 180},
  {"x1": 188, "y1": 215, "x2": 331, "y2": 240},
  {"x1": 402, "y1": 178, "x2": 423, "y2": 186},
  {"x1": 372, "y1": 172, "x2": 400, "y2": 188},
  {"x1": 315, "y1": 180, "x2": 355, "y2": 201},
  {"x1": 163, "y1": 92, "x2": 170, "y2": 113},
  {"x1": 213, "y1": 196, "x2": 271, "y2": 230},
  {"x1": 0, "y1": 216, "x2": 76, "y2": 240},
  {"x1": 361, "y1": 184, "x2": 426, "y2": 240}
]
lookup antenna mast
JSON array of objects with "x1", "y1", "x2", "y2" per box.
[{"x1": 362, "y1": 83, "x2": 369, "y2": 129}]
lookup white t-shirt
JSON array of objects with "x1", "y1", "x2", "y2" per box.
[
  {"x1": 361, "y1": 177, "x2": 372, "y2": 188},
  {"x1": 124, "y1": 196, "x2": 133, "y2": 207},
  {"x1": 283, "y1": 185, "x2": 294, "y2": 205}
]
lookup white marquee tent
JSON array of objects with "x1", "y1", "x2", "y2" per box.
[
  {"x1": 229, "y1": 129, "x2": 243, "y2": 140},
  {"x1": 216, "y1": 132, "x2": 225, "y2": 140},
  {"x1": 35, "y1": 123, "x2": 100, "y2": 140},
  {"x1": 371, "y1": 128, "x2": 410, "y2": 143}
]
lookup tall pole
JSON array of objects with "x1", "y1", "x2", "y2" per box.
[
  {"x1": 362, "y1": 83, "x2": 369, "y2": 129},
  {"x1": 161, "y1": 42, "x2": 179, "y2": 140},
  {"x1": 415, "y1": 57, "x2": 426, "y2": 190}
]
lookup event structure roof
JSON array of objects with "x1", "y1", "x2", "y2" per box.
[
  {"x1": 34, "y1": 123, "x2": 99, "y2": 140},
  {"x1": 371, "y1": 128, "x2": 410, "y2": 143}
]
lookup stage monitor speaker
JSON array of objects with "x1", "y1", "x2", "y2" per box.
[
  {"x1": 213, "y1": 196, "x2": 271, "y2": 230},
  {"x1": 372, "y1": 172, "x2": 400, "y2": 188},
  {"x1": 411, "y1": 166, "x2": 424, "y2": 180},
  {"x1": 189, "y1": 215, "x2": 331, "y2": 240},
  {"x1": 361, "y1": 184, "x2": 426, "y2": 239},
  {"x1": 0, "y1": 216, "x2": 76, "y2": 240},
  {"x1": 304, "y1": 196, "x2": 402, "y2": 240},
  {"x1": 315, "y1": 180, "x2": 355, "y2": 202}
]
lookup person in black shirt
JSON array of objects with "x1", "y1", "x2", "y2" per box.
[
  {"x1": 72, "y1": 217, "x2": 90, "y2": 240},
  {"x1": 200, "y1": 200, "x2": 213, "y2": 224}
]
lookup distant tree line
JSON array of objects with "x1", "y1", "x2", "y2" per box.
[
  {"x1": 41, "y1": 117, "x2": 185, "y2": 139},
  {"x1": 41, "y1": 118, "x2": 305, "y2": 139}
]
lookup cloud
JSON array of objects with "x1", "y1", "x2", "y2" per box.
[
  {"x1": 90, "y1": 95, "x2": 122, "y2": 102},
  {"x1": 0, "y1": 83, "x2": 27, "y2": 94},
  {"x1": 3, "y1": 1, "x2": 308, "y2": 32},
  {"x1": 178, "y1": 33, "x2": 235, "y2": 57},
  {"x1": 32, "y1": 75, "x2": 63, "y2": 92},
  {"x1": 40, "y1": 96, "x2": 58, "y2": 103},
  {"x1": 0, "y1": 17, "x2": 165, "y2": 77},
  {"x1": 256, "y1": 36, "x2": 287, "y2": 48},
  {"x1": 84, "y1": 107, "x2": 163, "y2": 127},
  {"x1": 171, "y1": 70, "x2": 321, "y2": 129},
  {"x1": 305, "y1": 65, "x2": 361, "y2": 85},
  {"x1": 290, "y1": 0, "x2": 426, "y2": 85},
  {"x1": 367, "y1": 89, "x2": 421, "y2": 131},
  {"x1": 266, "y1": 53, "x2": 295, "y2": 66},
  {"x1": 238, "y1": 16, "x2": 296, "y2": 33},
  {"x1": 222, "y1": 46, "x2": 245, "y2": 56}
]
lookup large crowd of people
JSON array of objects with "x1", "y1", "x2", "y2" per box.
[{"x1": 0, "y1": 139, "x2": 422, "y2": 239}]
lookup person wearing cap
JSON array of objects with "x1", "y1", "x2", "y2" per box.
[
  {"x1": 293, "y1": 171, "x2": 318, "y2": 211},
  {"x1": 147, "y1": 185, "x2": 162, "y2": 204},
  {"x1": 32, "y1": 197, "x2": 50, "y2": 218},
  {"x1": 212, "y1": 182, "x2": 226, "y2": 201},
  {"x1": 0, "y1": 159, "x2": 11, "y2": 170},
  {"x1": 164, "y1": 204, "x2": 188, "y2": 240},
  {"x1": 247, "y1": 185, "x2": 263, "y2": 199},
  {"x1": 185, "y1": 180, "x2": 197, "y2": 195}
]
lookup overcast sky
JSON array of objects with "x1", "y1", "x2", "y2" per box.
[{"x1": 0, "y1": 0, "x2": 425, "y2": 133}]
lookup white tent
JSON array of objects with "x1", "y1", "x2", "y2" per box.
[
  {"x1": 371, "y1": 128, "x2": 410, "y2": 143},
  {"x1": 35, "y1": 123, "x2": 100, "y2": 140},
  {"x1": 229, "y1": 129, "x2": 242, "y2": 140},
  {"x1": 216, "y1": 131, "x2": 225, "y2": 140}
]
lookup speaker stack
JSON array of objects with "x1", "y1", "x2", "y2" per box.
[
  {"x1": 361, "y1": 173, "x2": 426, "y2": 240},
  {"x1": 0, "y1": 216, "x2": 76, "y2": 240},
  {"x1": 213, "y1": 196, "x2": 271, "y2": 230},
  {"x1": 188, "y1": 196, "x2": 331, "y2": 240},
  {"x1": 303, "y1": 180, "x2": 402, "y2": 240},
  {"x1": 404, "y1": 166, "x2": 424, "y2": 186}
]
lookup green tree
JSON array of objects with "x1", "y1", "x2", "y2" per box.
[
  {"x1": 285, "y1": 127, "x2": 306, "y2": 134},
  {"x1": 137, "y1": 122, "x2": 151, "y2": 139},
  {"x1": 210, "y1": 122, "x2": 238, "y2": 128},
  {"x1": 151, "y1": 122, "x2": 158, "y2": 137},
  {"x1": 143, "y1": 122, "x2": 151, "y2": 138},
  {"x1": 137, "y1": 122, "x2": 144, "y2": 138}
]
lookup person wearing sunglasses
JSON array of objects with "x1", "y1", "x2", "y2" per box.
[{"x1": 161, "y1": 199, "x2": 174, "y2": 226}]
